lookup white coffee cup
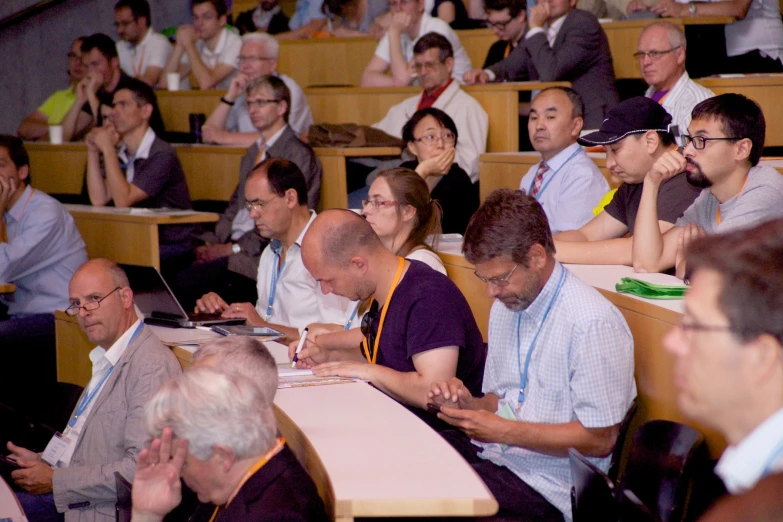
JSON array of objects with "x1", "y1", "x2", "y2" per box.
[
  {"x1": 167, "y1": 72, "x2": 181, "y2": 92},
  {"x1": 49, "y1": 125, "x2": 63, "y2": 145}
]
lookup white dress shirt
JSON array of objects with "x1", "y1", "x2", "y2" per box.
[
  {"x1": 117, "y1": 127, "x2": 156, "y2": 184},
  {"x1": 226, "y1": 73, "x2": 314, "y2": 136},
  {"x1": 181, "y1": 28, "x2": 242, "y2": 90},
  {"x1": 644, "y1": 72, "x2": 714, "y2": 133},
  {"x1": 116, "y1": 28, "x2": 172, "y2": 79}
]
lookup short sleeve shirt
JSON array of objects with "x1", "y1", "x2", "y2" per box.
[
  {"x1": 38, "y1": 87, "x2": 77, "y2": 125},
  {"x1": 289, "y1": 0, "x2": 326, "y2": 30},
  {"x1": 116, "y1": 29, "x2": 173, "y2": 78},
  {"x1": 369, "y1": 260, "x2": 487, "y2": 396},
  {"x1": 603, "y1": 172, "x2": 701, "y2": 234},
  {"x1": 180, "y1": 28, "x2": 242, "y2": 90}
]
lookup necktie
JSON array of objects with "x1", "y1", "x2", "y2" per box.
[
  {"x1": 254, "y1": 143, "x2": 267, "y2": 166},
  {"x1": 530, "y1": 162, "x2": 549, "y2": 197}
]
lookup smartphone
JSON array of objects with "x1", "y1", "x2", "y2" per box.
[
  {"x1": 426, "y1": 403, "x2": 442, "y2": 414},
  {"x1": 211, "y1": 325, "x2": 283, "y2": 339}
]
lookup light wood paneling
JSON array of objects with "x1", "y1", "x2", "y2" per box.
[
  {"x1": 157, "y1": 90, "x2": 223, "y2": 133},
  {"x1": 175, "y1": 144, "x2": 245, "y2": 201},
  {"x1": 55, "y1": 311, "x2": 93, "y2": 386},
  {"x1": 0, "y1": 283, "x2": 15, "y2": 293}
]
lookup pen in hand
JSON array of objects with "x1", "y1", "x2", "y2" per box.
[{"x1": 291, "y1": 327, "x2": 309, "y2": 368}]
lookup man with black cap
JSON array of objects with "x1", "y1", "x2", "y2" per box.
[{"x1": 554, "y1": 97, "x2": 701, "y2": 266}]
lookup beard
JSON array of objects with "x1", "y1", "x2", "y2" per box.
[
  {"x1": 685, "y1": 158, "x2": 713, "y2": 188},
  {"x1": 497, "y1": 270, "x2": 543, "y2": 312}
]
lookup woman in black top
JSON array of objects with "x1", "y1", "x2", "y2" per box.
[{"x1": 400, "y1": 107, "x2": 479, "y2": 235}]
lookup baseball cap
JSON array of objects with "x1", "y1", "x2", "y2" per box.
[{"x1": 578, "y1": 97, "x2": 674, "y2": 146}]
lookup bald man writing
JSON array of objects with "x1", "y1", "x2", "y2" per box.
[{"x1": 291, "y1": 209, "x2": 486, "y2": 425}]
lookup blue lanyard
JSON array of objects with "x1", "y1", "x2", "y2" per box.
[
  {"x1": 344, "y1": 302, "x2": 360, "y2": 330},
  {"x1": 516, "y1": 267, "x2": 566, "y2": 403},
  {"x1": 529, "y1": 147, "x2": 582, "y2": 201},
  {"x1": 266, "y1": 246, "x2": 286, "y2": 320},
  {"x1": 68, "y1": 322, "x2": 144, "y2": 428}
]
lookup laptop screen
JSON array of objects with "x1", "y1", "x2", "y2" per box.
[{"x1": 120, "y1": 264, "x2": 188, "y2": 320}]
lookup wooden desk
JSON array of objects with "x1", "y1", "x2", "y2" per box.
[
  {"x1": 157, "y1": 90, "x2": 223, "y2": 133},
  {"x1": 479, "y1": 151, "x2": 615, "y2": 202},
  {"x1": 314, "y1": 146, "x2": 401, "y2": 210},
  {"x1": 306, "y1": 82, "x2": 568, "y2": 154},
  {"x1": 696, "y1": 75, "x2": 783, "y2": 147},
  {"x1": 64, "y1": 205, "x2": 219, "y2": 269},
  {"x1": 26, "y1": 143, "x2": 87, "y2": 195},
  {"x1": 0, "y1": 283, "x2": 15, "y2": 294}
]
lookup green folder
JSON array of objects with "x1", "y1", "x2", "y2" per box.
[{"x1": 615, "y1": 277, "x2": 687, "y2": 300}]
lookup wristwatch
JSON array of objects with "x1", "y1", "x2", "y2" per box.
[
  {"x1": 220, "y1": 96, "x2": 236, "y2": 106},
  {"x1": 232, "y1": 244, "x2": 241, "y2": 255},
  {"x1": 688, "y1": 2, "x2": 697, "y2": 17}
]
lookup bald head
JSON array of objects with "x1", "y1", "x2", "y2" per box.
[
  {"x1": 73, "y1": 258, "x2": 130, "y2": 288},
  {"x1": 303, "y1": 209, "x2": 384, "y2": 268}
]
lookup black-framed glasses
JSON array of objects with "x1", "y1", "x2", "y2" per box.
[
  {"x1": 414, "y1": 132, "x2": 456, "y2": 146},
  {"x1": 66, "y1": 287, "x2": 121, "y2": 316},
  {"x1": 681, "y1": 135, "x2": 740, "y2": 150},
  {"x1": 245, "y1": 98, "x2": 281, "y2": 110},
  {"x1": 474, "y1": 263, "x2": 520, "y2": 287},
  {"x1": 676, "y1": 315, "x2": 751, "y2": 338},
  {"x1": 632, "y1": 46, "x2": 681, "y2": 61},
  {"x1": 361, "y1": 300, "x2": 381, "y2": 361},
  {"x1": 412, "y1": 60, "x2": 446, "y2": 73},
  {"x1": 244, "y1": 195, "x2": 278, "y2": 213},
  {"x1": 484, "y1": 18, "x2": 513, "y2": 30}
]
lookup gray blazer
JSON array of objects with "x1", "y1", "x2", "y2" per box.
[
  {"x1": 51, "y1": 324, "x2": 182, "y2": 521},
  {"x1": 488, "y1": 8, "x2": 619, "y2": 129},
  {"x1": 210, "y1": 125, "x2": 323, "y2": 280}
]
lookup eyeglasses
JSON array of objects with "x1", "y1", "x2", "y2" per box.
[
  {"x1": 474, "y1": 263, "x2": 520, "y2": 287},
  {"x1": 484, "y1": 18, "x2": 513, "y2": 30},
  {"x1": 414, "y1": 132, "x2": 456, "y2": 146},
  {"x1": 676, "y1": 316, "x2": 749, "y2": 338},
  {"x1": 361, "y1": 199, "x2": 400, "y2": 210},
  {"x1": 244, "y1": 195, "x2": 278, "y2": 213},
  {"x1": 413, "y1": 60, "x2": 445, "y2": 72},
  {"x1": 65, "y1": 287, "x2": 121, "y2": 316},
  {"x1": 361, "y1": 300, "x2": 381, "y2": 359},
  {"x1": 246, "y1": 98, "x2": 281, "y2": 109},
  {"x1": 680, "y1": 134, "x2": 740, "y2": 150},
  {"x1": 632, "y1": 46, "x2": 681, "y2": 61},
  {"x1": 114, "y1": 18, "x2": 137, "y2": 28},
  {"x1": 238, "y1": 56, "x2": 275, "y2": 64}
]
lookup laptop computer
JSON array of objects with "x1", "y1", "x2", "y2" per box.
[{"x1": 121, "y1": 264, "x2": 245, "y2": 328}]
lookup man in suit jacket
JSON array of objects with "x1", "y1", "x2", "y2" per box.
[
  {"x1": 463, "y1": 0, "x2": 619, "y2": 129},
  {"x1": 170, "y1": 74, "x2": 322, "y2": 310},
  {"x1": 8, "y1": 259, "x2": 181, "y2": 522},
  {"x1": 129, "y1": 367, "x2": 329, "y2": 522}
]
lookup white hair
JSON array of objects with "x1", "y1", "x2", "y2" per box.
[
  {"x1": 241, "y1": 31, "x2": 280, "y2": 59},
  {"x1": 145, "y1": 367, "x2": 276, "y2": 461},
  {"x1": 641, "y1": 21, "x2": 687, "y2": 51},
  {"x1": 191, "y1": 337, "x2": 279, "y2": 402}
]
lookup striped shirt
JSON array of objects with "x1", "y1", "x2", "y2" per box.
[{"x1": 645, "y1": 71, "x2": 714, "y2": 134}]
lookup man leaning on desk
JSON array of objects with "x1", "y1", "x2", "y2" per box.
[
  {"x1": 8, "y1": 259, "x2": 181, "y2": 522},
  {"x1": 429, "y1": 190, "x2": 635, "y2": 522}
]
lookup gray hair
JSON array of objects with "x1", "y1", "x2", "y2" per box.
[
  {"x1": 641, "y1": 21, "x2": 687, "y2": 51},
  {"x1": 145, "y1": 367, "x2": 276, "y2": 461},
  {"x1": 241, "y1": 31, "x2": 280, "y2": 59},
  {"x1": 191, "y1": 337, "x2": 278, "y2": 402}
]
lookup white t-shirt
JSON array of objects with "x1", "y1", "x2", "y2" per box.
[
  {"x1": 181, "y1": 28, "x2": 242, "y2": 90},
  {"x1": 406, "y1": 247, "x2": 447, "y2": 274},
  {"x1": 374, "y1": 13, "x2": 472, "y2": 82},
  {"x1": 116, "y1": 28, "x2": 172, "y2": 79}
]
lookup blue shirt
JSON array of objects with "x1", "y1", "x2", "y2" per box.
[
  {"x1": 289, "y1": 0, "x2": 326, "y2": 30},
  {"x1": 519, "y1": 142, "x2": 609, "y2": 234},
  {"x1": 477, "y1": 262, "x2": 636, "y2": 520},
  {"x1": 1, "y1": 186, "x2": 88, "y2": 315}
]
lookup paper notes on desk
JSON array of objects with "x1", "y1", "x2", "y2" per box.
[{"x1": 277, "y1": 365, "x2": 359, "y2": 388}]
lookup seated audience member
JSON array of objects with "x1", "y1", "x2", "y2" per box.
[
  {"x1": 0, "y1": 136, "x2": 88, "y2": 409},
  {"x1": 400, "y1": 108, "x2": 478, "y2": 234},
  {"x1": 520, "y1": 87, "x2": 608, "y2": 234},
  {"x1": 131, "y1": 367, "x2": 329, "y2": 522},
  {"x1": 203, "y1": 33, "x2": 313, "y2": 143},
  {"x1": 699, "y1": 473, "x2": 783, "y2": 522},
  {"x1": 195, "y1": 159, "x2": 351, "y2": 343},
  {"x1": 84, "y1": 79, "x2": 197, "y2": 258},
  {"x1": 8, "y1": 259, "x2": 181, "y2": 522},
  {"x1": 372, "y1": 33, "x2": 487, "y2": 182},
  {"x1": 636, "y1": 22, "x2": 714, "y2": 132},
  {"x1": 629, "y1": 0, "x2": 783, "y2": 74},
  {"x1": 632, "y1": 94, "x2": 783, "y2": 276},
  {"x1": 482, "y1": 0, "x2": 527, "y2": 69},
  {"x1": 555, "y1": 97, "x2": 701, "y2": 265},
  {"x1": 235, "y1": 0, "x2": 291, "y2": 34},
  {"x1": 114, "y1": 0, "x2": 172, "y2": 87},
  {"x1": 162, "y1": 0, "x2": 241, "y2": 90},
  {"x1": 428, "y1": 0, "x2": 473, "y2": 29},
  {"x1": 321, "y1": 0, "x2": 390, "y2": 36},
  {"x1": 663, "y1": 220, "x2": 783, "y2": 502},
  {"x1": 464, "y1": 0, "x2": 619, "y2": 129},
  {"x1": 61, "y1": 33, "x2": 137, "y2": 142},
  {"x1": 17, "y1": 37, "x2": 85, "y2": 141},
  {"x1": 429, "y1": 189, "x2": 635, "y2": 522},
  {"x1": 277, "y1": 0, "x2": 328, "y2": 38},
  {"x1": 292, "y1": 210, "x2": 486, "y2": 422},
  {"x1": 360, "y1": 0, "x2": 472, "y2": 87},
  {"x1": 174, "y1": 76, "x2": 322, "y2": 309}
]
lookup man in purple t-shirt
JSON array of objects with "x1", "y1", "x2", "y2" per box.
[{"x1": 293, "y1": 209, "x2": 486, "y2": 416}]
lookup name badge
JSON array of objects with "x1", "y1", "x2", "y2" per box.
[{"x1": 41, "y1": 432, "x2": 71, "y2": 467}]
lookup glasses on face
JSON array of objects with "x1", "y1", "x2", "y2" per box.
[
  {"x1": 238, "y1": 56, "x2": 275, "y2": 64},
  {"x1": 114, "y1": 18, "x2": 137, "y2": 28},
  {"x1": 245, "y1": 98, "x2": 281, "y2": 110},
  {"x1": 413, "y1": 60, "x2": 445, "y2": 73},
  {"x1": 676, "y1": 315, "x2": 748, "y2": 339},
  {"x1": 414, "y1": 132, "x2": 456, "y2": 146},
  {"x1": 680, "y1": 134, "x2": 740, "y2": 150},
  {"x1": 389, "y1": 0, "x2": 416, "y2": 9},
  {"x1": 244, "y1": 195, "x2": 278, "y2": 213},
  {"x1": 474, "y1": 263, "x2": 520, "y2": 287},
  {"x1": 66, "y1": 287, "x2": 121, "y2": 316},
  {"x1": 361, "y1": 199, "x2": 400, "y2": 210},
  {"x1": 632, "y1": 46, "x2": 681, "y2": 61},
  {"x1": 484, "y1": 18, "x2": 513, "y2": 30}
]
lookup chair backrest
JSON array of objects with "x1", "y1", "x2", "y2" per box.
[
  {"x1": 618, "y1": 420, "x2": 705, "y2": 522},
  {"x1": 569, "y1": 448, "x2": 616, "y2": 522},
  {"x1": 608, "y1": 397, "x2": 639, "y2": 483},
  {"x1": 618, "y1": 489, "x2": 661, "y2": 522},
  {"x1": 115, "y1": 471, "x2": 132, "y2": 522}
]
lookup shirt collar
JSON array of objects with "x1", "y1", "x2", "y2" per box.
[
  {"x1": 547, "y1": 13, "x2": 568, "y2": 39},
  {"x1": 519, "y1": 261, "x2": 565, "y2": 322},
  {"x1": 540, "y1": 141, "x2": 582, "y2": 171},
  {"x1": 119, "y1": 127, "x2": 156, "y2": 163},
  {"x1": 203, "y1": 27, "x2": 229, "y2": 57},
  {"x1": 6, "y1": 184, "x2": 33, "y2": 223},
  {"x1": 270, "y1": 210, "x2": 317, "y2": 254},
  {"x1": 645, "y1": 70, "x2": 689, "y2": 98},
  {"x1": 715, "y1": 407, "x2": 783, "y2": 493},
  {"x1": 89, "y1": 318, "x2": 143, "y2": 366},
  {"x1": 255, "y1": 124, "x2": 288, "y2": 151}
]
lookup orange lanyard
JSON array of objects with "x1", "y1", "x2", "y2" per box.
[
  {"x1": 361, "y1": 257, "x2": 405, "y2": 365},
  {"x1": 504, "y1": 41, "x2": 512, "y2": 58},
  {"x1": 716, "y1": 175, "x2": 749, "y2": 226},
  {"x1": 208, "y1": 438, "x2": 285, "y2": 522},
  {"x1": 132, "y1": 46, "x2": 146, "y2": 78}
]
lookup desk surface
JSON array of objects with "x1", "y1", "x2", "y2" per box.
[
  {"x1": 0, "y1": 283, "x2": 15, "y2": 294},
  {"x1": 64, "y1": 205, "x2": 220, "y2": 224},
  {"x1": 0, "y1": 475, "x2": 25, "y2": 519},
  {"x1": 313, "y1": 146, "x2": 402, "y2": 157}
]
